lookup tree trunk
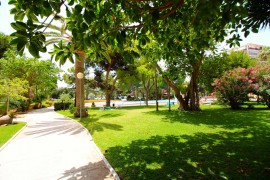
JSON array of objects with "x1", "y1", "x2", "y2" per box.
[
  {"x1": 145, "y1": 91, "x2": 149, "y2": 107},
  {"x1": 105, "y1": 68, "x2": 111, "y2": 107},
  {"x1": 156, "y1": 64, "x2": 188, "y2": 110},
  {"x1": 74, "y1": 51, "x2": 88, "y2": 117},
  {"x1": 168, "y1": 85, "x2": 171, "y2": 111},
  {"x1": 155, "y1": 70, "x2": 159, "y2": 111},
  {"x1": 105, "y1": 92, "x2": 111, "y2": 107},
  {"x1": 187, "y1": 60, "x2": 202, "y2": 111}
]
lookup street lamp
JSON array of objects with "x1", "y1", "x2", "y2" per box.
[{"x1": 77, "y1": 72, "x2": 84, "y2": 121}]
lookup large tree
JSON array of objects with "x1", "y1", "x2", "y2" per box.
[
  {"x1": 42, "y1": 17, "x2": 88, "y2": 117},
  {"x1": 0, "y1": 78, "x2": 28, "y2": 114},
  {"x1": 90, "y1": 42, "x2": 135, "y2": 107},
  {"x1": 137, "y1": 59, "x2": 155, "y2": 107},
  {"x1": 0, "y1": 50, "x2": 59, "y2": 101},
  {"x1": 199, "y1": 51, "x2": 256, "y2": 93}
]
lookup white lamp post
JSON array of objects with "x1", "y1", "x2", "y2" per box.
[{"x1": 77, "y1": 72, "x2": 84, "y2": 121}]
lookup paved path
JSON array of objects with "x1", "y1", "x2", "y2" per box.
[{"x1": 0, "y1": 107, "x2": 117, "y2": 180}]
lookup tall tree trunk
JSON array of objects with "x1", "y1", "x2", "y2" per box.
[
  {"x1": 105, "y1": 92, "x2": 111, "y2": 107},
  {"x1": 168, "y1": 85, "x2": 171, "y2": 111},
  {"x1": 156, "y1": 64, "x2": 188, "y2": 110},
  {"x1": 156, "y1": 60, "x2": 202, "y2": 111},
  {"x1": 104, "y1": 67, "x2": 112, "y2": 107},
  {"x1": 155, "y1": 70, "x2": 159, "y2": 111},
  {"x1": 74, "y1": 51, "x2": 88, "y2": 117},
  {"x1": 145, "y1": 91, "x2": 149, "y2": 107},
  {"x1": 104, "y1": 67, "x2": 117, "y2": 107},
  {"x1": 188, "y1": 60, "x2": 202, "y2": 111}
]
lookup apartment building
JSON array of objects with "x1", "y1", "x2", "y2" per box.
[{"x1": 230, "y1": 43, "x2": 264, "y2": 58}]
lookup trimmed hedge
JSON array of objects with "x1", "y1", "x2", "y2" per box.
[{"x1": 54, "y1": 102, "x2": 71, "y2": 111}]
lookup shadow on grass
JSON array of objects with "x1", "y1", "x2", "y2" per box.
[
  {"x1": 144, "y1": 107, "x2": 270, "y2": 130},
  {"x1": 106, "y1": 128, "x2": 270, "y2": 179},
  {"x1": 80, "y1": 114, "x2": 123, "y2": 135},
  {"x1": 118, "y1": 106, "x2": 156, "y2": 110}
]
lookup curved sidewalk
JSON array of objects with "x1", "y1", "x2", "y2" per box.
[{"x1": 0, "y1": 107, "x2": 118, "y2": 180}]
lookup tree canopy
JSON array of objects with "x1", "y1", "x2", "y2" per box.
[
  {"x1": 9, "y1": 0, "x2": 266, "y2": 58},
  {"x1": 0, "y1": 50, "x2": 60, "y2": 101},
  {"x1": 8, "y1": 0, "x2": 270, "y2": 111}
]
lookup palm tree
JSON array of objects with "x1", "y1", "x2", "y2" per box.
[{"x1": 42, "y1": 17, "x2": 87, "y2": 117}]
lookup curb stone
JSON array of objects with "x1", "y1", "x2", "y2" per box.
[{"x1": 57, "y1": 111, "x2": 120, "y2": 180}]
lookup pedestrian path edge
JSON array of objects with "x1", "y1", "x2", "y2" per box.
[
  {"x1": 0, "y1": 118, "x2": 28, "y2": 152},
  {"x1": 57, "y1": 112, "x2": 120, "y2": 180}
]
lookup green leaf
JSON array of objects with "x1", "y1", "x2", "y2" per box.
[
  {"x1": 16, "y1": 30, "x2": 28, "y2": 38},
  {"x1": 66, "y1": 7, "x2": 71, "y2": 17},
  {"x1": 15, "y1": 21, "x2": 28, "y2": 30},
  {"x1": 17, "y1": 38, "x2": 28, "y2": 53},
  {"x1": 28, "y1": 42, "x2": 40, "y2": 58},
  {"x1": 40, "y1": 46, "x2": 47, "y2": 53},
  {"x1": 69, "y1": 54, "x2": 74, "y2": 63},
  {"x1": 43, "y1": 1, "x2": 50, "y2": 9},
  {"x1": 74, "y1": 5, "x2": 83, "y2": 15},
  {"x1": 53, "y1": 44, "x2": 61, "y2": 51},
  {"x1": 101, "y1": 51, "x2": 111, "y2": 62},
  {"x1": 15, "y1": 11, "x2": 25, "y2": 21},
  {"x1": 72, "y1": 28, "x2": 78, "y2": 38},
  {"x1": 141, "y1": 38, "x2": 146, "y2": 46},
  {"x1": 251, "y1": 27, "x2": 258, "y2": 33},
  {"x1": 81, "y1": 22, "x2": 88, "y2": 30},
  {"x1": 58, "y1": 40, "x2": 63, "y2": 49},
  {"x1": 39, "y1": 34, "x2": 46, "y2": 42},
  {"x1": 10, "y1": 38, "x2": 19, "y2": 45},
  {"x1": 68, "y1": 0, "x2": 74, "y2": 6},
  {"x1": 8, "y1": 0, "x2": 17, "y2": 5},
  {"x1": 84, "y1": 34, "x2": 91, "y2": 46},
  {"x1": 11, "y1": 23, "x2": 20, "y2": 31},
  {"x1": 10, "y1": 7, "x2": 18, "y2": 14},
  {"x1": 244, "y1": 31, "x2": 250, "y2": 38},
  {"x1": 83, "y1": 10, "x2": 95, "y2": 24},
  {"x1": 28, "y1": 13, "x2": 39, "y2": 22}
]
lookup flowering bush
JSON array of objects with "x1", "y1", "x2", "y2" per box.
[
  {"x1": 252, "y1": 65, "x2": 270, "y2": 108},
  {"x1": 213, "y1": 65, "x2": 270, "y2": 109},
  {"x1": 212, "y1": 67, "x2": 255, "y2": 109}
]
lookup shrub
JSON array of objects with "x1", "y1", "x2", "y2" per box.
[
  {"x1": 69, "y1": 104, "x2": 76, "y2": 114},
  {"x1": 60, "y1": 93, "x2": 72, "y2": 103},
  {"x1": 0, "y1": 104, "x2": 6, "y2": 115},
  {"x1": 45, "y1": 100, "x2": 54, "y2": 106},
  {"x1": 54, "y1": 102, "x2": 71, "y2": 111},
  {"x1": 213, "y1": 65, "x2": 270, "y2": 109},
  {"x1": 251, "y1": 65, "x2": 270, "y2": 108},
  {"x1": 212, "y1": 67, "x2": 256, "y2": 109},
  {"x1": 91, "y1": 102, "x2": 96, "y2": 108},
  {"x1": 20, "y1": 100, "x2": 30, "y2": 112}
]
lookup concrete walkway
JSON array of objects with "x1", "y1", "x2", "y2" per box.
[{"x1": 0, "y1": 107, "x2": 118, "y2": 180}]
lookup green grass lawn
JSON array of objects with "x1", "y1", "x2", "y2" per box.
[
  {"x1": 59, "y1": 105, "x2": 270, "y2": 179},
  {"x1": 0, "y1": 122, "x2": 26, "y2": 147}
]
